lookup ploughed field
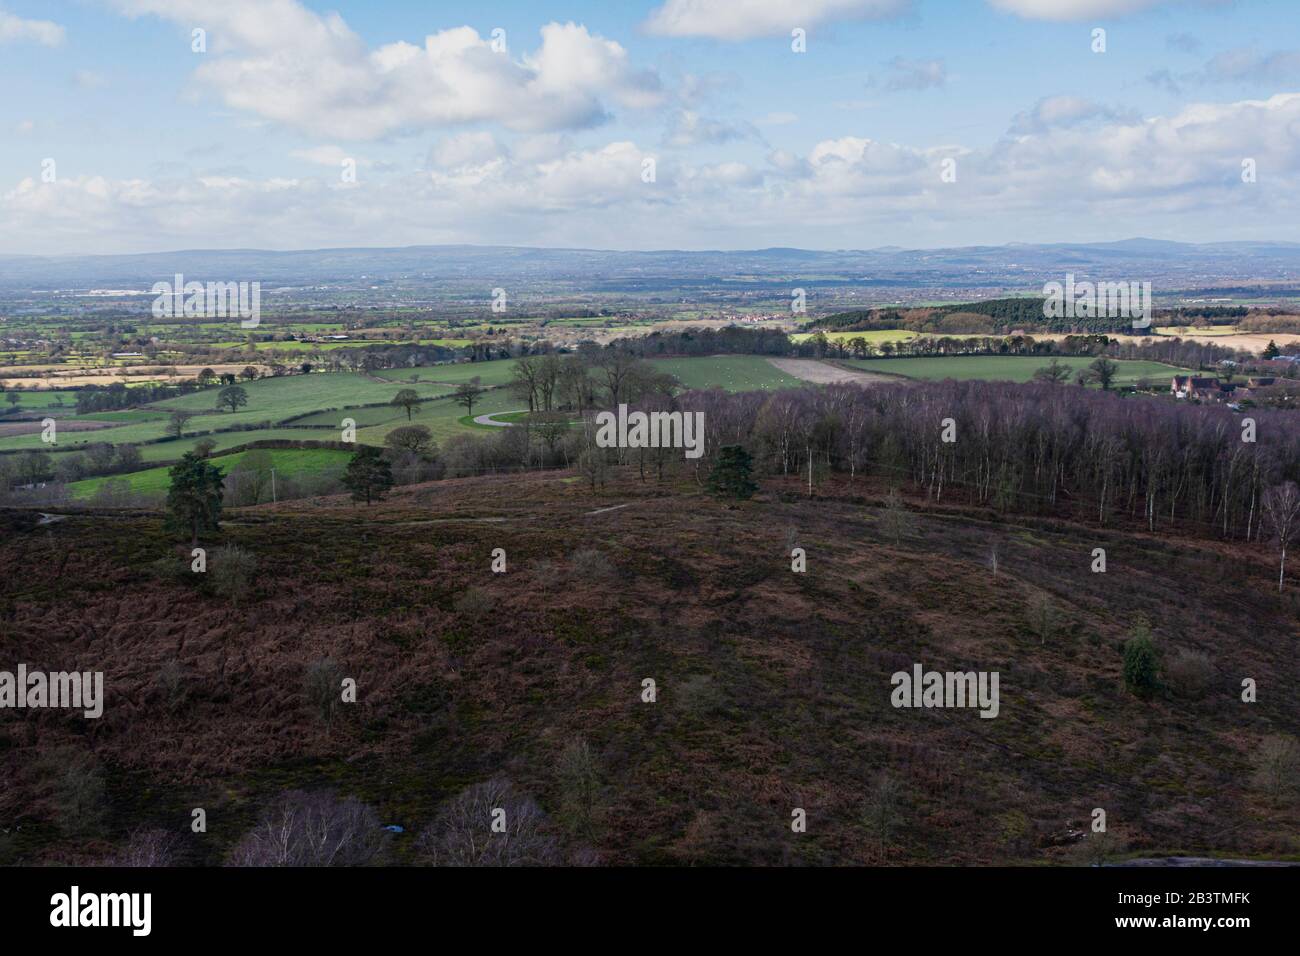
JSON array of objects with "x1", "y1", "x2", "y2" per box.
[{"x1": 1, "y1": 469, "x2": 1295, "y2": 865}]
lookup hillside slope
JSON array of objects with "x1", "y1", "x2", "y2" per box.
[{"x1": 1, "y1": 471, "x2": 1295, "y2": 865}]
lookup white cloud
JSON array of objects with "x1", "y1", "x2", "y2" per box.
[
  {"x1": 427, "y1": 132, "x2": 505, "y2": 168},
  {"x1": 1008, "y1": 95, "x2": 1129, "y2": 133},
  {"x1": 110, "y1": 1, "x2": 665, "y2": 139},
  {"x1": 0, "y1": 8, "x2": 65, "y2": 45},
  {"x1": 642, "y1": 0, "x2": 909, "y2": 41},
  {"x1": 5, "y1": 94, "x2": 1300, "y2": 252},
  {"x1": 663, "y1": 110, "x2": 757, "y2": 147},
  {"x1": 878, "y1": 56, "x2": 946, "y2": 92},
  {"x1": 1202, "y1": 48, "x2": 1300, "y2": 85},
  {"x1": 290, "y1": 145, "x2": 371, "y2": 168},
  {"x1": 987, "y1": 0, "x2": 1180, "y2": 20}
]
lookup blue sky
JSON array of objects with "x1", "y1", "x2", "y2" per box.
[{"x1": 3, "y1": 0, "x2": 1300, "y2": 253}]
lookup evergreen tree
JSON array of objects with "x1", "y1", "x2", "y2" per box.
[
  {"x1": 1122, "y1": 620, "x2": 1160, "y2": 697},
  {"x1": 343, "y1": 446, "x2": 394, "y2": 505},
  {"x1": 707, "y1": 445, "x2": 758, "y2": 500},
  {"x1": 166, "y1": 452, "x2": 225, "y2": 546}
]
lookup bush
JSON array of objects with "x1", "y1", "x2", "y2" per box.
[
  {"x1": 1164, "y1": 647, "x2": 1213, "y2": 699},
  {"x1": 556, "y1": 739, "x2": 602, "y2": 838},
  {"x1": 103, "y1": 828, "x2": 180, "y2": 866},
  {"x1": 1122, "y1": 623, "x2": 1160, "y2": 698},
  {"x1": 155, "y1": 660, "x2": 190, "y2": 713},
  {"x1": 568, "y1": 548, "x2": 616, "y2": 582},
  {"x1": 1251, "y1": 735, "x2": 1299, "y2": 801},
  {"x1": 304, "y1": 658, "x2": 344, "y2": 733},
  {"x1": 415, "y1": 778, "x2": 560, "y2": 867},
  {"x1": 1025, "y1": 592, "x2": 1059, "y2": 646},
  {"x1": 38, "y1": 748, "x2": 106, "y2": 837},
  {"x1": 453, "y1": 587, "x2": 495, "y2": 618},
  {"x1": 210, "y1": 545, "x2": 257, "y2": 604},
  {"x1": 227, "y1": 791, "x2": 386, "y2": 866}
]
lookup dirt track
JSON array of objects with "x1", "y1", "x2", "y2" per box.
[{"x1": 767, "y1": 357, "x2": 899, "y2": 385}]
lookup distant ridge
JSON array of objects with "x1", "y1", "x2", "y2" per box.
[{"x1": 3, "y1": 239, "x2": 1300, "y2": 297}]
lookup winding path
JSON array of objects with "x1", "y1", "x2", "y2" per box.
[{"x1": 472, "y1": 410, "x2": 526, "y2": 427}]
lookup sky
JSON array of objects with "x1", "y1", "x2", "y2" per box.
[{"x1": 2, "y1": 0, "x2": 1300, "y2": 254}]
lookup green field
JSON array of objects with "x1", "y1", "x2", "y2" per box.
[
  {"x1": 67, "y1": 448, "x2": 352, "y2": 500},
  {"x1": 354, "y1": 388, "x2": 520, "y2": 445},
  {"x1": 841, "y1": 355, "x2": 1196, "y2": 384},
  {"x1": 0, "y1": 373, "x2": 450, "y2": 453},
  {"x1": 0, "y1": 389, "x2": 78, "y2": 412},
  {"x1": 14, "y1": 354, "x2": 1199, "y2": 497},
  {"x1": 369, "y1": 359, "x2": 516, "y2": 387}
]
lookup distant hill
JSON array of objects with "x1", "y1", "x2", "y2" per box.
[{"x1": 5, "y1": 239, "x2": 1300, "y2": 301}]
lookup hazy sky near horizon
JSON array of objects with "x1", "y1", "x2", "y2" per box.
[{"x1": 3, "y1": 0, "x2": 1300, "y2": 255}]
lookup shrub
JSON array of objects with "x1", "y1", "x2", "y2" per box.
[
  {"x1": 304, "y1": 658, "x2": 344, "y2": 733},
  {"x1": 556, "y1": 739, "x2": 602, "y2": 838},
  {"x1": 453, "y1": 587, "x2": 495, "y2": 618},
  {"x1": 568, "y1": 548, "x2": 616, "y2": 582},
  {"x1": 210, "y1": 545, "x2": 257, "y2": 604},
  {"x1": 415, "y1": 778, "x2": 559, "y2": 867},
  {"x1": 1251, "y1": 735, "x2": 1299, "y2": 801},
  {"x1": 103, "y1": 828, "x2": 180, "y2": 867},
  {"x1": 1164, "y1": 647, "x2": 1213, "y2": 699},
  {"x1": 1025, "y1": 592, "x2": 1059, "y2": 645},
  {"x1": 227, "y1": 791, "x2": 386, "y2": 866},
  {"x1": 877, "y1": 489, "x2": 916, "y2": 545},
  {"x1": 155, "y1": 660, "x2": 190, "y2": 713},
  {"x1": 38, "y1": 748, "x2": 106, "y2": 837},
  {"x1": 1122, "y1": 620, "x2": 1159, "y2": 698}
]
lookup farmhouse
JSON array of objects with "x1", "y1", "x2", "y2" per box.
[{"x1": 1170, "y1": 375, "x2": 1239, "y2": 402}]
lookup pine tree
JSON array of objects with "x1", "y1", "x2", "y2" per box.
[
  {"x1": 1122, "y1": 620, "x2": 1160, "y2": 697},
  {"x1": 706, "y1": 445, "x2": 758, "y2": 500},
  {"x1": 343, "y1": 446, "x2": 394, "y2": 505},
  {"x1": 166, "y1": 452, "x2": 225, "y2": 546}
]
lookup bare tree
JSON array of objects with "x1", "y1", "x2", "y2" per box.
[
  {"x1": 556, "y1": 739, "x2": 602, "y2": 838},
  {"x1": 415, "y1": 778, "x2": 560, "y2": 867},
  {"x1": 861, "y1": 771, "x2": 904, "y2": 861},
  {"x1": 1263, "y1": 482, "x2": 1300, "y2": 592},
  {"x1": 304, "y1": 658, "x2": 344, "y2": 735},
  {"x1": 390, "y1": 388, "x2": 422, "y2": 422},
  {"x1": 1251, "y1": 735, "x2": 1299, "y2": 801},
  {"x1": 227, "y1": 791, "x2": 387, "y2": 866},
  {"x1": 878, "y1": 489, "x2": 915, "y2": 546},
  {"x1": 167, "y1": 409, "x2": 195, "y2": 438},
  {"x1": 1025, "y1": 591, "x2": 1059, "y2": 645},
  {"x1": 104, "y1": 828, "x2": 180, "y2": 867}
]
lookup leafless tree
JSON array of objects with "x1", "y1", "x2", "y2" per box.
[
  {"x1": 415, "y1": 778, "x2": 560, "y2": 867},
  {"x1": 1251, "y1": 735, "x2": 1299, "y2": 801},
  {"x1": 227, "y1": 791, "x2": 387, "y2": 866},
  {"x1": 304, "y1": 658, "x2": 344, "y2": 734},
  {"x1": 1263, "y1": 482, "x2": 1300, "y2": 592},
  {"x1": 861, "y1": 771, "x2": 904, "y2": 861},
  {"x1": 1025, "y1": 592, "x2": 1059, "y2": 645},
  {"x1": 104, "y1": 828, "x2": 180, "y2": 867}
]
